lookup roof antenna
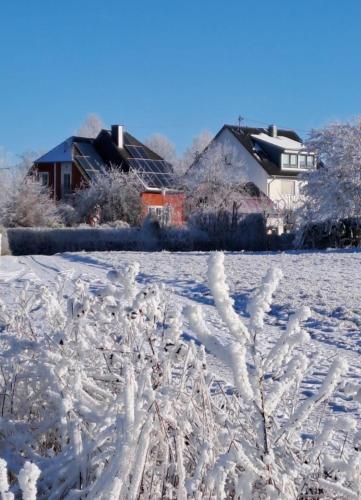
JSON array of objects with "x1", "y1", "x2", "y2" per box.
[{"x1": 237, "y1": 115, "x2": 244, "y2": 129}]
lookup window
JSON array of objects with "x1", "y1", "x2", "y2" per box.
[
  {"x1": 61, "y1": 163, "x2": 72, "y2": 196},
  {"x1": 281, "y1": 153, "x2": 290, "y2": 166},
  {"x1": 39, "y1": 172, "x2": 49, "y2": 187},
  {"x1": 307, "y1": 155, "x2": 314, "y2": 167},
  {"x1": 148, "y1": 205, "x2": 172, "y2": 225},
  {"x1": 63, "y1": 173, "x2": 71, "y2": 194},
  {"x1": 280, "y1": 180, "x2": 295, "y2": 196},
  {"x1": 299, "y1": 155, "x2": 306, "y2": 168},
  {"x1": 148, "y1": 206, "x2": 163, "y2": 218},
  {"x1": 290, "y1": 154, "x2": 297, "y2": 166}
]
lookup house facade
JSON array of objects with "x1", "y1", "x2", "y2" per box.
[
  {"x1": 33, "y1": 125, "x2": 184, "y2": 226},
  {"x1": 208, "y1": 124, "x2": 315, "y2": 210},
  {"x1": 190, "y1": 124, "x2": 316, "y2": 233}
]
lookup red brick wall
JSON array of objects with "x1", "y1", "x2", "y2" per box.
[{"x1": 141, "y1": 191, "x2": 185, "y2": 226}]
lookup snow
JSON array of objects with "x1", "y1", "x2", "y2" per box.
[
  {"x1": 1, "y1": 249, "x2": 360, "y2": 412},
  {"x1": 0, "y1": 249, "x2": 360, "y2": 497},
  {"x1": 35, "y1": 137, "x2": 73, "y2": 163},
  {"x1": 1, "y1": 249, "x2": 361, "y2": 368},
  {"x1": 251, "y1": 132, "x2": 304, "y2": 151}
]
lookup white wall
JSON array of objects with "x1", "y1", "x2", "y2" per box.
[
  {"x1": 215, "y1": 128, "x2": 269, "y2": 194},
  {"x1": 214, "y1": 129, "x2": 305, "y2": 210},
  {"x1": 268, "y1": 178, "x2": 302, "y2": 199},
  {"x1": 268, "y1": 178, "x2": 304, "y2": 210}
]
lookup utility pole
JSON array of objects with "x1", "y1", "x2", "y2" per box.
[{"x1": 237, "y1": 115, "x2": 244, "y2": 129}]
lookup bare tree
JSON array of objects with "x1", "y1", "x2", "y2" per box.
[
  {"x1": 144, "y1": 133, "x2": 177, "y2": 165},
  {"x1": 76, "y1": 114, "x2": 104, "y2": 138},
  {"x1": 185, "y1": 141, "x2": 271, "y2": 238},
  {"x1": 179, "y1": 130, "x2": 213, "y2": 175},
  {"x1": 0, "y1": 146, "x2": 13, "y2": 171},
  {"x1": 144, "y1": 130, "x2": 213, "y2": 179}
]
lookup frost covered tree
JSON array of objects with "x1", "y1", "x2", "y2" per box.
[
  {"x1": 185, "y1": 141, "x2": 269, "y2": 239},
  {"x1": 300, "y1": 117, "x2": 361, "y2": 224},
  {"x1": 186, "y1": 139, "x2": 244, "y2": 189},
  {"x1": 145, "y1": 133, "x2": 177, "y2": 166},
  {"x1": 144, "y1": 130, "x2": 213, "y2": 178},
  {"x1": 0, "y1": 146, "x2": 14, "y2": 171},
  {"x1": 73, "y1": 167, "x2": 143, "y2": 225},
  {"x1": 76, "y1": 113, "x2": 104, "y2": 138},
  {"x1": 178, "y1": 129, "x2": 213, "y2": 176},
  {"x1": 0, "y1": 167, "x2": 60, "y2": 228}
]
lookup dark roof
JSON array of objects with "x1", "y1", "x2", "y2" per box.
[
  {"x1": 94, "y1": 130, "x2": 178, "y2": 190},
  {"x1": 217, "y1": 125, "x2": 304, "y2": 177},
  {"x1": 35, "y1": 129, "x2": 179, "y2": 191}
]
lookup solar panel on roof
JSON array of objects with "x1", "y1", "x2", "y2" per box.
[
  {"x1": 145, "y1": 160, "x2": 161, "y2": 173},
  {"x1": 127, "y1": 156, "x2": 176, "y2": 189},
  {"x1": 75, "y1": 156, "x2": 100, "y2": 179},
  {"x1": 126, "y1": 145, "x2": 150, "y2": 159},
  {"x1": 74, "y1": 142, "x2": 104, "y2": 179},
  {"x1": 75, "y1": 142, "x2": 103, "y2": 164},
  {"x1": 134, "y1": 147, "x2": 148, "y2": 159}
]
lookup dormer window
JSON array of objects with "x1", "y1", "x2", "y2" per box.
[
  {"x1": 290, "y1": 154, "x2": 297, "y2": 167},
  {"x1": 281, "y1": 153, "x2": 290, "y2": 166},
  {"x1": 307, "y1": 155, "x2": 314, "y2": 167},
  {"x1": 281, "y1": 152, "x2": 315, "y2": 169},
  {"x1": 299, "y1": 155, "x2": 306, "y2": 168}
]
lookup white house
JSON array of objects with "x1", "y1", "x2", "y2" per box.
[{"x1": 192, "y1": 124, "x2": 316, "y2": 232}]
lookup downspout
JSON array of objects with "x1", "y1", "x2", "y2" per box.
[
  {"x1": 53, "y1": 163, "x2": 56, "y2": 201},
  {"x1": 162, "y1": 188, "x2": 166, "y2": 225}
]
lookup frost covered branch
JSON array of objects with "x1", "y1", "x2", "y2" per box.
[{"x1": 0, "y1": 253, "x2": 357, "y2": 498}]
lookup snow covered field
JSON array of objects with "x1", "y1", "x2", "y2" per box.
[
  {"x1": 0, "y1": 249, "x2": 360, "y2": 498},
  {"x1": 2, "y1": 249, "x2": 361, "y2": 363}
]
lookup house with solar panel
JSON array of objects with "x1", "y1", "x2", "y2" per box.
[{"x1": 33, "y1": 125, "x2": 184, "y2": 226}]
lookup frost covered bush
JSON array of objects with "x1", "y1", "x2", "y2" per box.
[
  {"x1": 72, "y1": 167, "x2": 142, "y2": 226},
  {"x1": 6, "y1": 227, "x2": 144, "y2": 255},
  {"x1": 188, "y1": 211, "x2": 268, "y2": 250},
  {"x1": 0, "y1": 174, "x2": 61, "y2": 228},
  {"x1": 0, "y1": 254, "x2": 358, "y2": 498}
]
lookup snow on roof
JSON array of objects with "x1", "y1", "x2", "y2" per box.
[
  {"x1": 35, "y1": 138, "x2": 73, "y2": 163},
  {"x1": 251, "y1": 132, "x2": 304, "y2": 151}
]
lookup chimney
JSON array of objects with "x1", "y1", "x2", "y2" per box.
[
  {"x1": 268, "y1": 124, "x2": 277, "y2": 137},
  {"x1": 111, "y1": 125, "x2": 124, "y2": 148}
]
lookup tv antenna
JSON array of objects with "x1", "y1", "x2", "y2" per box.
[{"x1": 237, "y1": 115, "x2": 244, "y2": 128}]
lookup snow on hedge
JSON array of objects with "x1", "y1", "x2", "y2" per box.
[{"x1": 0, "y1": 253, "x2": 358, "y2": 498}]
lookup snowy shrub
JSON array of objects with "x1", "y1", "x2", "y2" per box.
[
  {"x1": 296, "y1": 218, "x2": 361, "y2": 249},
  {"x1": 72, "y1": 167, "x2": 142, "y2": 226},
  {"x1": 188, "y1": 212, "x2": 268, "y2": 250},
  {"x1": 0, "y1": 174, "x2": 61, "y2": 228},
  {"x1": 0, "y1": 252, "x2": 357, "y2": 498},
  {"x1": 100, "y1": 219, "x2": 130, "y2": 229},
  {"x1": 57, "y1": 203, "x2": 78, "y2": 227},
  {"x1": 6, "y1": 227, "x2": 145, "y2": 255}
]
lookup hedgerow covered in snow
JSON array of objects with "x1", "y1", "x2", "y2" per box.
[{"x1": 0, "y1": 253, "x2": 358, "y2": 498}]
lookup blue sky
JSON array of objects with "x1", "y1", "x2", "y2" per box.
[{"x1": 1, "y1": 0, "x2": 361, "y2": 159}]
